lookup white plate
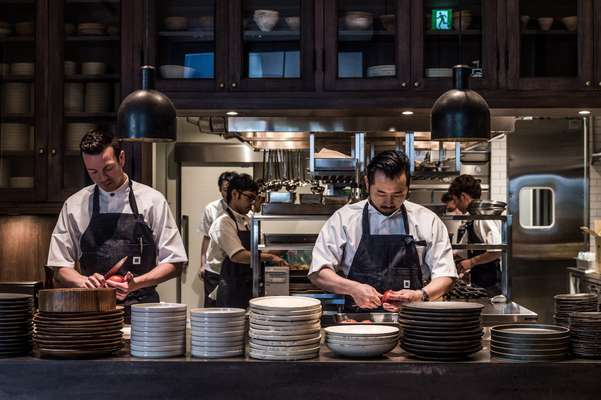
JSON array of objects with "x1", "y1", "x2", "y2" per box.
[
  {"x1": 130, "y1": 329, "x2": 186, "y2": 337},
  {"x1": 248, "y1": 344, "x2": 320, "y2": 356},
  {"x1": 131, "y1": 314, "x2": 187, "y2": 324},
  {"x1": 326, "y1": 335, "x2": 399, "y2": 344},
  {"x1": 191, "y1": 329, "x2": 245, "y2": 338},
  {"x1": 190, "y1": 335, "x2": 244, "y2": 344},
  {"x1": 191, "y1": 320, "x2": 246, "y2": 329},
  {"x1": 249, "y1": 335, "x2": 321, "y2": 347},
  {"x1": 131, "y1": 323, "x2": 186, "y2": 332},
  {"x1": 191, "y1": 338, "x2": 244, "y2": 347},
  {"x1": 250, "y1": 306, "x2": 321, "y2": 316},
  {"x1": 130, "y1": 348, "x2": 184, "y2": 358},
  {"x1": 249, "y1": 312, "x2": 322, "y2": 322},
  {"x1": 249, "y1": 321, "x2": 319, "y2": 331},
  {"x1": 190, "y1": 308, "x2": 246, "y2": 318},
  {"x1": 249, "y1": 316, "x2": 321, "y2": 326},
  {"x1": 130, "y1": 343, "x2": 185, "y2": 352},
  {"x1": 249, "y1": 331, "x2": 321, "y2": 341},
  {"x1": 249, "y1": 327, "x2": 320, "y2": 336},
  {"x1": 130, "y1": 338, "x2": 185, "y2": 347},
  {"x1": 131, "y1": 303, "x2": 187, "y2": 313},
  {"x1": 326, "y1": 340, "x2": 396, "y2": 357},
  {"x1": 191, "y1": 348, "x2": 244, "y2": 358},
  {"x1": 248, "y1": 349, "x2": 319, "y2": 361},
  {"x1": 249, "y1": 296, "x2": 321, "y2": 311},
  {"x1": 191, "y1": 344, "x2": 244, "y2": 352},
  {"x1": 325, "y1": 325, "x2": 400, "y2": 337},
  {"x1": 249, "y1": 342, "x2": 319, "y2": 352}
]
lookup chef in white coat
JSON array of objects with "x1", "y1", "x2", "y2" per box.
[
  {"x1": 198, "y1": 171, "x2": 237, "y2": 307},
  {"x1": 46, "y1": 130, "x2": 188, "y2": 317},
  {"x1": 309, "y1": 150, "x2": 457, "y2": 311}
]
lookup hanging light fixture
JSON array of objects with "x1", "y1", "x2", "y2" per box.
[
  {"x1": 431, "y1": 64, "x2": 490, "y2": 141},
  {"x1": 117, "y1": 65, "x2": 177, "y2": 142}
]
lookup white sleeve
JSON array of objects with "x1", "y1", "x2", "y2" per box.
[
  {"x1": 152, "y1": 198, "x2": 189, "y2": 265},
  {"x1": 477, "y1": 219, "x2": 502, "y2": 252},
  {"x1": 197, "y1": 205, "x2": 213, "y2": 236},
  {"x1": 46, "y1": 203, "x2": 79, "y2": 268},
  {"x1": 424, "y1": 218, "x2": 458, "y2": 280},
  {"x1": 209, "y1": 217, "x2": 244, "y2": 259},
  {"x1": 309, "y1": 212, "x2": 346, "y2": 277}
]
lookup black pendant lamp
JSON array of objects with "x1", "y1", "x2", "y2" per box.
[
  {"x1": 117, "y1": 65, "x2": 177, "y2": 142},
  {"x1": 431, "y1": 65, "x2": 490, "y2": 141}
]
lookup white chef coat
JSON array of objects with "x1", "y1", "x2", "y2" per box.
[
  {"x1": 457, "y1": 216, "x2": 503, "y2": 257},
  {"x1": 47, "y1": 176, "x2": 188, "y2": 268},
  {"x1": 443, "y1": 209, "x2": 464, "y2": 244},
  {"x1": 206, "y1": 208, "x2": 251, "y2": 273},
  {"x1": 309, "y1": 199, "x2": 458, "y2": 282},
  {"x1": 198, "y1": 198, "x2": 227, "y2": 274}
]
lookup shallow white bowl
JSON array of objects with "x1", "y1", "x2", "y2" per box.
[{"x1": 326, "y1": 339, "x2": 397, "y2": 358}]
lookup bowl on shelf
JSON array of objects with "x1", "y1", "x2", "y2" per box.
[
  {"x1": 189, "y1": 16, "x2": 214, "y2": 31},
  {"x1": 453, "y1": 10, "x2": 472, "y2": 31},
  {"x1": 10, "y1": 62, "x2": 35, "y2": 76},
  {"x1": 253, "y1": 9, "x2": 279, "y2": 32},
  {"x1": 285, "y1": 16, "x2": 300, "y2": 31},
  {"x1": 159, "y1": 65, "x2": 197, "y2": 79},
  {"x1": 78, "y1": 22, "x2": 105, "y2": 35},
  {"x1": 379, "y1": 14, "x2": 395, "y2": 32},
  {"x1": 537, "y1": 17, "x2": 554, "y2": 31},
  {"x1": 15, "y1": 21, "x2": 34, "y2": 36},
  {"x1": 9, "y1": 177, "x2": 34, "y2": 189},
  {"x1": 561, "y1": 16, "x2": 577, "y2": 32},
  {"x1": 81, "y1": 62, "x2": 107, "y2": 75},
  {"x1": 520, "y1": 15, "x2": 530, "y2": 29},
  {"x1": 164, "y1": 16, "x2": 188, "y2": 31},
  {"x1": 344, "y1": 11, "x2": 373, "y2": 31}
]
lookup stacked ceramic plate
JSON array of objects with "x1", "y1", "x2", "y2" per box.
[
  {"x1": 491, "y1": 324, "x2": 571, "y2": 362},
  {"x1": 190, "y1": 308, "x2": 246, "y2": 358},
  {"x1": 400, "y1": 302, "x2": 484, "y2": 360},
  {"x1": 65, "y1": 123, "x2": 96, "y2": 151},
  {"x1": 554, "y1": 293, "x2": 598, "y2": 327},
  {"x1": 130, "y1": 303, "x2": 187, "y2": 358},
  {"x1": 34, "y1": 307, "x2": 123, "y2": 358},
  {"x1": 64, "y1": 83, "x2": 84, "y2": 112},
  {"x1": 1, "y1": 123, "x2": 30, "y2": 151},
  {"x1": 367, "y1": 65, "x2": 396, "y2": 78},
  {"x1": 0, "y1": 293, "x2": 34, "y2": 357},
  {"x1": 10, "y1": 63, "x2": 34, "y2": 76},
  {"x1": 78, "y1": 22, "x2": 105, "y2": 36},
  {"x1": 569, "y1": 312, "x2": 601, "y2": 358},
  {"x1": 248, "y1": 296, "x2": 322, "y2": 360},
  {"x1": 1, "y1": 83, "x2": 30, "y2": 114},
  {"x1": 325, "y1": 324, "x2": 399, "y2": 358},
  {"x1": 85, "y1": 83, "x2": 112, "y2": 112}
]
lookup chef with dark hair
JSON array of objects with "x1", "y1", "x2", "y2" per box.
[
  {"x1": 309, "y1": 150, "x2": 457, "y2": 311},
  {"x1": 46, "y1": 129, "x2": 187, "y2": 316}
]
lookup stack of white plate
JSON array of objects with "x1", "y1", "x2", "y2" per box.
[
  {"x1": 248, "y1": 296, "x2": 322, "y2": 360},
  {"x1": 81, "y1": 62, "x2": 107, "y2": 76},
  {"x1": 425, "y1": 67, "x2": 453, "y2": 78},
  {"x1": 1, "y1": 123, "x2": 30, "y2": 151},
  {"x1": 64, "y1": 83, "x2": 84, "y2": 112},
  {"x1": 1, "y1": 83, "x2": 31, "y2": 114},
  {"x1": 366, "y1": 64, "x2": 396, "y2": 78},
  {"x1": 84, "y1": 83, "x2": 112, "y2": 112},
  {"x1": 78, "y1": 22, "x2": 105, "y2": 36},
  {"x1": 190, "y1": 308, "x2": 246, "y2": 358},
  {"x1": 325, "y1": 325, "x2": 400, "y2": 358},
  {"x1": 130, "y1": 303, "x2": 187, "y2": 358},
  {"x1": 10, "y1": 63, "x2": 34, "y2": 76},
  {"x1": 65, "y1": 123, "x2": 96, "y2": 151}
]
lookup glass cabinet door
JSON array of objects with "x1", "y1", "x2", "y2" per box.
[
  {"x1": 228, "y1": 0, "x2": 314, "y2": 91},
  {"x1": 411, "y1": 0, "x2": 497, "y2": 90},
  {"x1": 0, "y1": 0, "x2": 45, "y2": 202},
  {"x1": 48, "y1": 0, "x2": 122, "y2": 201},
  {"x1": 507, "y1": 0, "x2": 594, "y2": 90},
  {"x1": 324, "y1": 0, "x2": 410, "y2": 91},
  {"x1": 153, "y1": 0, "x2": 225, "y2": 92}
]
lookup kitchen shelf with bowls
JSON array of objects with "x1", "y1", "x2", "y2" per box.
[
  {"x1": 63, "y1": 74, "x2": 120, "y2": 82},
  {"x1": 158, "y1": 31, "x2": 214, "y2": 42},
  {"x1": 425, "y1": 29, "x2": 481, "y2": 36},
  {"x1": 64, "y1": 35, "x2": 120, "y2": 42},
  {"x1": 243, "y1": 30, "x2": 301, "y2": 42}
]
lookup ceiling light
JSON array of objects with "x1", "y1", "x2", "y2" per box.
[
  {"x1": 226, "y1": 111, "x2": 239, "y2": 116},
  {"x1": 579, "y1": 110, "x2": 591, "y2": 115},
  {"x1": 402, "y1": 110, "x2": 414, "y2": 116}
]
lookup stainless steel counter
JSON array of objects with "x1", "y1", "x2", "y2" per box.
[{"x1": 474, "y1": 298, "x2": 539, "y2": 326}]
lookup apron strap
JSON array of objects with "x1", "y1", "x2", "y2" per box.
[
  {"x1": 92, "y1": 185, "x2": 100, "y2": 217},
  {"x1": 127, "y1": 179, "x2": 141, "y2": 218},
  {"x1": 225, "y1": 207, "x2": 241, "y2": 233}
]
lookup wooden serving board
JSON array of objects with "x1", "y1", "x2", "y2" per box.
[{"x1": 38, "y1": 289, "x2": 116, "y2": 313}]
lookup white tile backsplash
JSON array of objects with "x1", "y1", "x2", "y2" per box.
[{"x1": 490, "y1": 135, "x2": 507, "y2": 203}]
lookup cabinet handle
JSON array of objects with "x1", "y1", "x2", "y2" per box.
[
  {"x1": 413, "y1": 82, "x2": 420, "y2": 88},
  {"x1": 401, "y1": 82, "x2": 408, "y2": 88},
  {"x1": 231, "y1": 82, "x2": 238, "y2": 88},
  {"x1": 218, "y1": 82, "x2": 225, "y2": 88},
  {"x1": 50, "y1": 149, "x2": 57, "y2": 156},
  {"x1": 585, "y1": 81, "x2": 592, "y2": 87},
  {"x1": 38, "y1": 148, "x2": 45, "y2": 155}
]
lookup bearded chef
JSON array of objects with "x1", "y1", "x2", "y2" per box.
[
  {"x1": 46, "y1": 130, "x2": 188, "y2": 314},
  {"x1": 309, "y1": 150, "x2": 457, "y2": 311}
]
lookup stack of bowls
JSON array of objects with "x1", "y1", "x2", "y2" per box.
[
  {"x1": 248, "y1": 296, "x2": 322, "y2": 360},
  {"x1": 491, "y1": 324, "x2": 570, "y2": 362},
  {"x1": 64, "y1": 83, "x2": 84, "y2": 112},
  {"x1": 130, "y1": 303, "x2": 187, "y2": 359},
  {"x1": 81, "y1": 62, "x2": 107, "y2": 76},
  {"x1": 1, "y1": 83, "x2": 30, "y2": 114},
  {"x1": 344, "y1": 11, "x2": 373, "y2": 31},
  {"x1": 65, "y1": 123, "x2": 96, "y2": 151},
  {"x1": 554, "y1": 293, "x2": 598, "y2": 327},
  {"x1": 400, "y1": 302, "x2": 484, "y2": 360},
  {"x1": 84, "y1": 83, "x2": 112, "y2": 112},
  {"x1": 34, "y1": 289, "x2": 123, "y2": 358},
  {"x1": 569, "y1": 312, "x2": 601, "y2": 357},
  {"x1": 78, "y1": 22, "x2": 105, "y2": 35},
  {"x1": 190, "y1": 308, "x2": 246, "y2": 358},
  {"x1": 1, "y1": 123, "x2": 30, "y2": 151},
  {"x1": 10, "y1": 63, "x2": 34, "y2": 76},
  {"x1": 325, "y1": 324, "x2": 400, "y2": 358},
  {"x1": 0, "y1": 293, "x2": 34, "y2": 357}
]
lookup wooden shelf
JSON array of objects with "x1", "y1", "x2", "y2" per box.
[
  {"x1": 64, "y1": 112, "x2": 116, "y2": 119},
  {"x1": 158, "y1": 31, "x2": 214, "y2": 42},
  {"x1": 338, "y1": 30, "x2": 394, "y2": 42},
  {"x1": 0, "y1": 74, "x2": 34, "y2": 82},
  {"x1": 425, "y1": 29, "x2": 481, "y2": 36},
  {"x1": 0, "y1": 36, "x2": 35, "y2": 43},
  {"x1": 64, "y1": 74, "x2": 120, "y2": 82},
  {"x1": 243, "y1": 30, "x2": 300, "y2": 42},
  {"x1": 0, "y1": 150, "x2": 35, "y2": 158},
  {"x1": 1, "y1": 114, "x2": 34, "y2": 122},
  {"x1": 521, "y1": 29, "x2": 577, "y2": 36},
  {"x1": 65, "y1": 35, "x2": 120, "y2": 42}
]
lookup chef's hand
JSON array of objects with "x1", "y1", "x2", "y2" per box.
[
  {"x1": 268, "y1": 254, "x2": 288, "y2": 266},
  {"x1": 83, "y1": 273, "x2": 106, "y2": 289},
  {"x1": 351, "y1": 283, "x2": 382, "y2": 309},
  {"x1": 382, "y1": 289, "x2": 423, "y2": 312},
  {"x1": 457, "y1": 258, "x2": 474, "y2": 277},
  {"x1": 106, "y1": 272, "x2": 135, "y2": 301}
]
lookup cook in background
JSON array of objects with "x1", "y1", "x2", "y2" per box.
[
  {"x1": 207, "y1": 173, "x2": 287, "y2": 308},
  {"x1": 47, "y1": 130, "x2": 187, "y2": 318},
  {"x1": 198, "y1": 171, "x2": 237, "y2": 307},
  {"x1": 309, "y1": 150, "x2": 457, "y2": 311},
  {"x1": 441, "y1": 191, "x2": 464, "y2": 244},
  {"x1": 449, "y1": 174, "x2": 502, "y2": 296}
]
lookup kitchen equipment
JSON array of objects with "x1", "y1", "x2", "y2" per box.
[
  {"x1": 38, "y1": 288, "x2": 116, "y2": 313},
  {"x1": 367, "y1": 65, "x2": 396, "y2": 78},
  {"x1": 130, "y1": 303, "x2": 187, "y2": 358},
  {"x1": 0, "y1": 293, "x2": 34, "y2": 357},
  {"x1": 253, "y1": 10, "x2": 279, "y2": 32},
  {"x1": 467, "y1": 200, "x2": 506, "y2": 215},
  {"x1": 553, "y1": 293, "x2": 598, "y2": 327},
  {"x1": 103, "y1": 256, "x2": 128, "y2": 279},
  {"x1": 490, "y1": 324, "x2": 570, "y2": 361},
  {"x1": 0, "y1": 281, "x2": 46, "y2": 308},
  {"x1": 335, "y1": 312, "x2": 399, "y2": 326},
  {"x1": 569, "y1": 312, "x2": 601, "y2": 358},
  {"x1": 267, "y1": 190, "x2": 295, "y2": 203},
  {"x1": 190, "y1": 308, "x2": 246, "y2": 358},
  {"x1": 264, "y1": 267, "x2": 289, "y2": 296},
  {"x1": 300, "y1": 193, "x2": 323, "y2": 205}
]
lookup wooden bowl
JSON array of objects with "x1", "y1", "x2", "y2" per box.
[{"x1": 39, "y1": 288, "x2": 116, "y2": 313}]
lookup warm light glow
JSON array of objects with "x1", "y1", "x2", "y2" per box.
[
  {"x1": 579, "y1": 110, "x2": 591, "y2": 115},
  {"x1": 402, "y1": 110, "x2": 414, "y2": 115},
  {"x1": 226, "y1": 111, "x2": 238, "y2": 116}
]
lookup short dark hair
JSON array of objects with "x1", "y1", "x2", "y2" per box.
[
  {"x1": 227, "y1": 173, "x2": 258, "y2": 204},
  {"x1": 367, "y1": 150, "x2": 411, "y2": 187},
  {"x1": 441, "y1": 192, "x2": 453, "y2": 203},
  {"x1": 218, "y1": 171, "x2": 237, "y2": 189},
  {"x1": 80, "y1": 129, "x2": 121, "y2": 158},
  {"x1": 448, "y1": 174, "x2": 482, "y2": 199}
]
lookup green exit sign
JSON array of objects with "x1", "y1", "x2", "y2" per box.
[{"x1": 432, "y1": 9, "x2": 453, "y2": 30}]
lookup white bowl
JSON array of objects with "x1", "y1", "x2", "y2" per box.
[
  {"x1": 81, "y1": 62, "x2": 107, "y2": 75},
  {"x1": 285, "y1": 16, "x2": 300, "y2": 31},
  {"x1": 164, "y1": 16, "x2": 188, "y2": 31},
  {"x1": 537, "y1": 17, "x2": 554, "y2": 31},
  {"x1": 15, "y1": 21, "x2": 34, "y2": 36},
  {"x1": 345, "y1": 12, "x2": 373, "y2": 31},
  {"x1": 254, "y1": 9, "x2": 279, "y2": 32},
  {"x1": 326, "y1": 340, "x2": 397, "y2": 358},
  {"x1": 380, "y1": 14, "x2": 395, "y2": 32},
  {"x1": 159, "y1": 64, "x2": 197, "y2": 79},
  {"x1": 561, "y1": 16, "x2": 577, "y2": 32}
]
